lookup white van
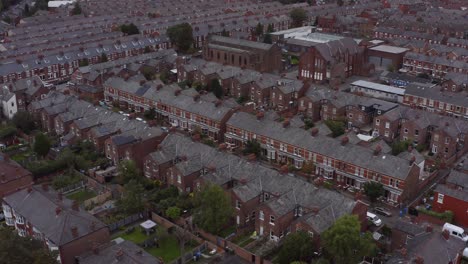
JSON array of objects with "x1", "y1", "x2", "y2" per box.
[
  {"x1": 442, "y1": 223, "x2": 468, "y2": 242},
  {"x1": 367, "y1": 212, "x2": 382, "y2": 226}
]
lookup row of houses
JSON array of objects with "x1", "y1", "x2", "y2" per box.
[
  {"x1": 30, "y1": 92, "x2": 167, "y2": 169},
  {"x1": 143, "y1": 132, "x2": 368, "y2": 243}
]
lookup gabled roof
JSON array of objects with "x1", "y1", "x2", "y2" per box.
[{"x1": 3, "y1": 185, "x2": 106, "y2": 246}]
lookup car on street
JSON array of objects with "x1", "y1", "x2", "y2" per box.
[
  {"x1": 373, "y1": 207, "x2": 392, "y2": 217},
  {"x1": 367, "y1": 212, "x2": 382, "y2": 226}
]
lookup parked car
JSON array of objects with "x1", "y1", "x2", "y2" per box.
[
  {"x1": 442, "y1": 223, "x2": 468, "y2": 242},
  {"x1": 367, "y1": 212, "x2": 382, "y2": 226},
  {"x1": 373, "y1": 207, "x2": 392, "y2": 217}
]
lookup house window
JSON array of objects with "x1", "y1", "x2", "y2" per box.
[
  {"x1": 444, "y1": 147, "x2": 449, "y2": 153},
  {"x1": 415, "y1": 130, "x2": 419, "y2": 136},
  {"x1": 270, "y1": 231, "x2": 275, "y2": 240},
  {"x1": 259, "y1": 210, "x2": 264, "y2": 220},
  {"x1": 437, "y1": 193, "x2": 444, "y2": 204},
  {"x1": 375, "y1": 119, "x2": 380, "y2": 126},
  {"x1": 434, "y1": 134, "x2": 439, "y2": 142},
  {"x1": 236, "y1": 200, "x2": 241, "y2": 209},
  {"x1": 270, "y1": 215, "x2": 275, "y2": 225},
  {"x1": 389, "y1": 178, "x2": 393, "y2": 186},
  {"x1": 445, "y1": 137, "x2": 450, "y2": 144},
  {"x1": 177, "y1": 175, "x2": 181, "y2": 183},
  {"x1": 404, "y1": 128, "x2": 408, "y2": 134}
]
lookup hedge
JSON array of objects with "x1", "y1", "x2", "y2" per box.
[{"x1": 418, "y1": 208, "x2": 453, "y2": 223}]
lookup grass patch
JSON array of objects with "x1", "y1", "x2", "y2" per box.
[
  {"x1": 113, "y1": 226, "x2": 198, "y2": 263},
  {"x1": 66, "y1": 189, "x2": 96, "y2": 203}
]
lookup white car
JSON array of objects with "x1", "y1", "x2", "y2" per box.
[{"x1": 367, "y1": 212, "x2": 382, "y2": 226}]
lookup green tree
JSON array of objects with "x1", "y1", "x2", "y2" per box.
[
  {"x1": 120, "y1": 23, "x2": 140, "y2": 35},
  {"x1": 254, "y1": 23, "x2": 264, "y2": 37},
  {"x1": 166, "y1": 206, "x2": 181, "y2": 220},
  {"x1": 278, "y1": 231, "x2": 314, "y2": 264},
  {"x1": 242, "y1": 140, "x2": 261, "y2": 157},
  {"x1": 116, "y1": 179, "x2": 145, "y2": 214},
  {"x1": 100, "y1": 53, "x2": 108, "y2": 62},
  {"x1": 193, "y1": 183, "x2": 233, "y2": 234},
  {"x1": 118, "y1": 160, "x2": 141, "y2": 184},
  {"x1": 0, "y1": 228, "x2": 56, "y2": 264},
  {"x1": 363, "y1": 181, "x2": 384, "y2": 202},
  {"x1": 267, "y1": 24, "x2": 274, "y2": 33},
  {"x1": 33, "y1": 133, "x2": 50, "y2": 157},
  {"x1": 391, "y1": 140, "x2": 411, "y2": 155},
  {"x1": 210, "y1": 79, "x2": 223, "y2": 98},
  {"x1": 167, "y1": 23, "x2": 194, "y2": 53},
  {"x1": 78, "y1": 58, "x2": 89, "y2": 67},
  {"x1": 263, "y1": 33, "x2": 272, "y2": 44},
  {"x1": 143, "y1": 108, "x2": 156, "y2": 120},
  {"x1": 71, "y1": 2, "x2": 82, "y2": 15},
  {"x1": 290, "y1": 8, "x2": 308, "y2": 28},
  {"x1": 322, "y1": 215, "x2": 377, "y2": 264},
  {"x1": 221, "y1": 29, "x2": 229, "y2": 37},
  {"x1": 324, "y1": 120, "x2": 345, "y2": 137},
  {"x1": 12, "y1": 111, "x2": 36, "y2": 134}
]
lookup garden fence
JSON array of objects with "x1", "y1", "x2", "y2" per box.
[
  {"x1": 58, "y1": 181, "x2": 85, "y2": 194},
  {"x1": 170, "y1": 242, "x2": 208, "y2": 264},
  {"x1": 108, "y1": 212, "x2": 145, "y2": 232}
]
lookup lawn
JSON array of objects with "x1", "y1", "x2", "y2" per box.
[
  {"x1": 113, "y1": 225, "x2": 198, "y2": 263},
  {"x1": 66, "y1": 189, "x2": 96, "y2": 203}
]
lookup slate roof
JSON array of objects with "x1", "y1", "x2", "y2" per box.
[
  {"x1": 3, "y1": 185, "x2": 106, "y2": 246},
  {"x1": 227, "y1": 112, "x2": 415, "y2": 180},
  {"x1": 209, "y1": 35, "x2": 274, "y2": 51},
  {"x1": 78, "y1": 240, "x2": 161, "y2": 264},
  {"x1": 405, "y1": 82, "x2": 468, "y2": 107},
  {"x1": 435, "y1": 184, "x2": 468, "y2": 202},
  {"x1": 393, "y1": 220, "x2": 425, "y2": 236},
  {"x1": 446, "y1": 170, "x2": 468, "y2": 189}
]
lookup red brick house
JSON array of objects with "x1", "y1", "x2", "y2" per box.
[
  {"x1": 0, "y1": 154, "x2": 33, "y2": 198},
  {"x1": 2, "y1": 185, "x2": 110, "y2": 264},
  {"x1": 432, "y1": 170, "x2": 468, "y2": 227}
]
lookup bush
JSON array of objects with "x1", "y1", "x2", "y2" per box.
[
  {"x1": 391, "y1": 140, "x2": 411, "y2": 155},
  {"x1": 304, "y1": 119, "x2": 314, "y2": 130},
  {"x1": 202, "y1": 139, "x2": 216, "y2": 147},
  {"x1": 418, "y1": 209, "x2": 453, "y2": 223},
  {"x1": 323, "y1": 181, "x2": 333, "y2": 189},
  {"x1": 324, "y1": 120, "x2": 345, "y2": 137},
  {"x1": 0, "y1": 126, "x2": 17, "y2": 139}
]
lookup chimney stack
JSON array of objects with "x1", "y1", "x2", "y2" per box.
[
  {"x1": 215, "y1": 100, "x2": 222, "y2": 107},
  {"x1": 27, "y1": 187, "x2": 32, "y2": 193},
  {"x1": 192, "y1": 134, "x2": 201, "y2": 142},
  {"x1": 341, "y1": 136, "x2": 349, "y2": 146},
  {"x1": 174, "y1": 89, "x2": 181, "y2": 96},
  {"x1": 115, "y1": 249, "x2": 124, "y2": 260},
  {"x1": 156, "y1": 84, "x2": 163, "y2": 90},
  {"x1": 256, "y1": 111, "x2": 264, "y2": 120},
  {"x1": 193, "y1": 94, "x2": 200, "y2": 101},
  {"x1": 374, "y1": 145, "x2": 382, "y2": 156},
  {"x1": 279, "y1": 165, "x2": 289, "y2": 174},
  {"x1": 55, "y1": 207, "x2": 62, "y2": 216},
  {"x1": 218, "y1": 143, "x2": 227, "y2": 151},
  {"x1": 409, "y1": 155, "x2": 416, "y2": 166},
  {"x1": 42, "y1": 183, "x2": 49, "y2": 192},
  {"x1": 72, "y1": 200, "x2": 80, "y2": 211},
  {"x1": 311, "y1": 127, "x2": 319, "y2": 137},
  {"x1": 71, "y1": 226, "x2": 78, "y2": 238},
  {"x1": 246, "y1": 153, "x2": 257, "y2": 162},
  {"x1": 282, "y1": 119, "x2": 290, "y2": 128}
]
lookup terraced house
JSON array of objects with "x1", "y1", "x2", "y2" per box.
[
  {"x1": 225, "y1": 111, "x2": 421, "y2": 204},
  {"x1": 104, "y1": 77, "x2": 237, "y2": 141},
  {"x1": 143, "y1": 133, "x2": 368, "y2": 242}
]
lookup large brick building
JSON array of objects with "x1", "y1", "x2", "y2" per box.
[
  {"x1": 203, "y1": 35, "x2": 282, "y2": 73},
  {"x1": 298, "y1": 37, "x2": 369, "y2": 86}
]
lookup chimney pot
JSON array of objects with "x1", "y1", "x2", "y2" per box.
[
  {"x1": 55, "y1": 207, "x2": 62, "y2": 215},
  {"x1": 72, "y1": 200, "x2": 80, "y2": 211},
  {"x1": 341, "y1": 136, "x2": 349, "y2": 145},
  {"x1": 311, "y1": 127, "x2": 319, "y2": 136},
  {"x1": 71, "y1": 226, "x2": 79, "y2": 238},
  {"x1": 374, "y1": 145, "x2": 382, "y2": 156},
  {"x1": 256, "y1": 111, "x2": 264, "y2": 120},
  {"x1": 42, "y1": 183, "x2": 49, "y2": 191}
]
